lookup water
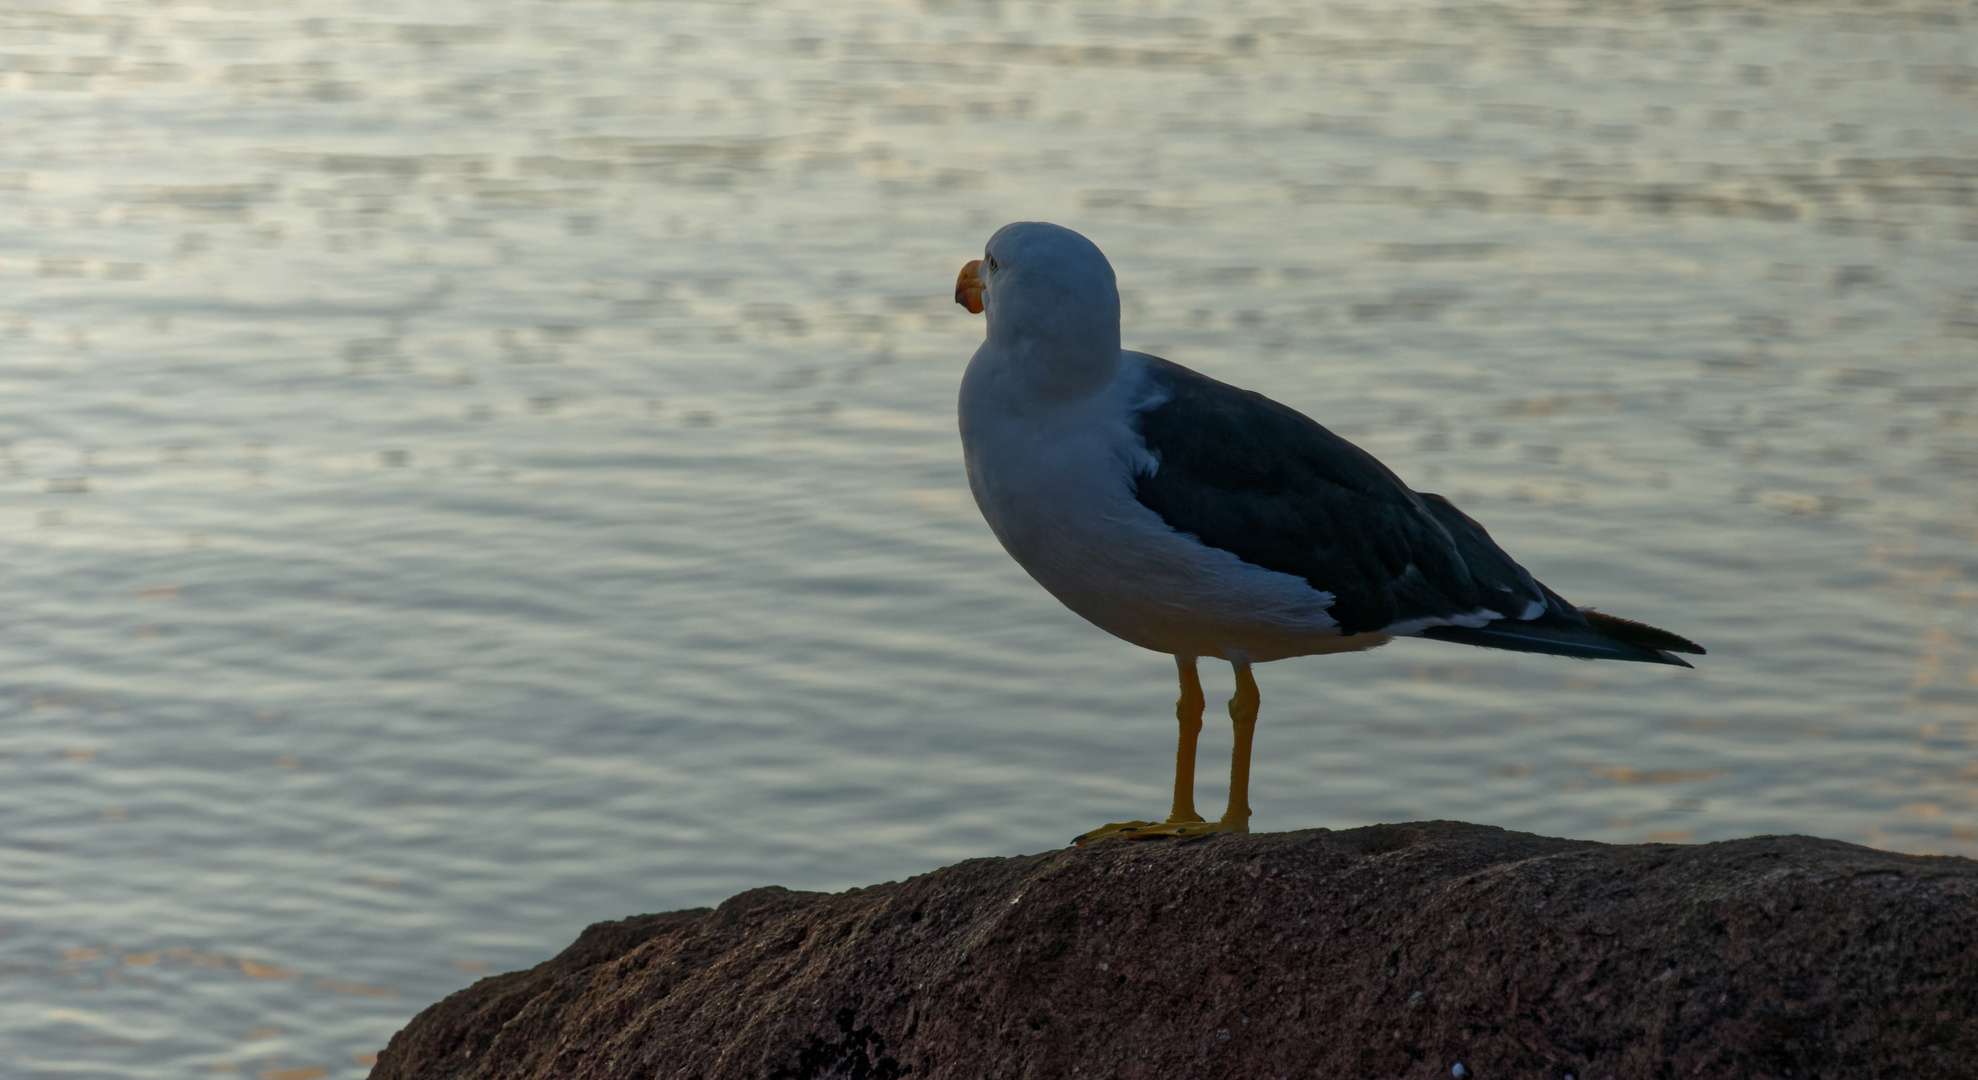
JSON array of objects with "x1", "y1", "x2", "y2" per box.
[{"x1": 1, "y1": 0, "x2": 1973, "y2": 1074}]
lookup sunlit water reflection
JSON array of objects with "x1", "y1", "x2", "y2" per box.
[{"x1": 2, "y1": 0, "x2": 1974, "y2": 1074}]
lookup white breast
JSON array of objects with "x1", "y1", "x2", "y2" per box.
[{"x1": 959, "y1": 350, "x2": 1361, "y2": 663}]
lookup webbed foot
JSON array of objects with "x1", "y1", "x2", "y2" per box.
[
  {"x1": 1071, "y1": 819, "x2": 1156, "y2": 845},
  {"x1": 1113, "y1": 817, "x2": 1246, "y2": 841},
  {"x1": 1073, "y1": 814, "x2": 1242, "y2": 846}
]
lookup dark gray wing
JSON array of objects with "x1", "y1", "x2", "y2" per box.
[
  {"x1": 1129, "y1": 356, "x2": 1704, "y2": 665},
  {"x1": 1129, "y1": 356, "x2": 1551, "y2": 637}
]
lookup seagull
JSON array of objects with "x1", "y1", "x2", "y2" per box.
[{"x1": 952, "y1": 221, "x2": 1704, "y2": 846}]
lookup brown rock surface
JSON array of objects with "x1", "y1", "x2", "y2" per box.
[{"x1": 372, "y1": 822, "x2": 1978, "y2": 1079}]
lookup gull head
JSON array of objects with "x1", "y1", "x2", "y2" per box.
[{"x1": 957, "y1": 222, "x2": 1121, "y2": 360}]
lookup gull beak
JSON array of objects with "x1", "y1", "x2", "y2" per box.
[{"x1": 954, "y1": 259, "x2": 985, "y2": 314}]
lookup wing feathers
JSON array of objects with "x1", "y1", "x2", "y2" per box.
[
  {"x1": 1128, "y1": 355, "x2": 1703, "y2": 665},
  {"x1": 1132, "y1": 357, "x2": 1542, "y2": 635},
  {"x1": 1580, "y1": 609, "x2": 1706, "y2": 656}
]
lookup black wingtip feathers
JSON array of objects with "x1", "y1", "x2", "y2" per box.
[{"x1": 1580, "y1": 609, "x2": 1706, "y2": 656}]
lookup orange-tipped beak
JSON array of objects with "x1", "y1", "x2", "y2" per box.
[{"x1": 954, "y1": 259, "x2": 985, "y2": 314}]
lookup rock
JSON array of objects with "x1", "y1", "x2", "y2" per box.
[{"x1": 371, "y1": 822, "x2": 1978, "y2": 1079}]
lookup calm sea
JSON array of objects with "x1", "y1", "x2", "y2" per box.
[{"x1": 2, "y1": 0, "x2": 1974, "y2": 1074}]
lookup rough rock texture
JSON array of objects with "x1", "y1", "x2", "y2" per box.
[{"x1": 372, "y1": 823, "x2": 1978, "y2": 1080}]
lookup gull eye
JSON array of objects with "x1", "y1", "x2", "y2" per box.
[{"x1": 987, "y1": 254, "x2": 999, "y2": 271}]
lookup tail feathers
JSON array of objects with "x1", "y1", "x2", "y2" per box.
[
  {"x1": 1420, "y1": 609, "x2": 1703, "y2": 667},
  {"x1": 1580, "y1": 610, "x2": 1705, "y2": 656}
]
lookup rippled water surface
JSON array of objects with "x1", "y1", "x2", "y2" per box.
[{"x1": 3, "y1": 0, "x2": 1975, "y2": 1073}]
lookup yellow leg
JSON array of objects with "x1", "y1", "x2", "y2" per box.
[
  {"x1": 1221, "y1": 661, "x2": 1258, "y2": 830},
  {"x1": 1074, "y1": 658, "x2": 1255, "y2": 845},
  {"x1": 1168, "y1": 656, "x2": 1207, "y2": 824},
  {"x1": 1073, "y1": 656, "x2": 1209, "y2": 845}
]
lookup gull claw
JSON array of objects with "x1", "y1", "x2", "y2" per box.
[
  {"x1": 1071, "y1": 820, "x2": 1155, "y2": 846},
  {"x1": 1072, "y1": 814, "x2": 1246, "y2": 846}
]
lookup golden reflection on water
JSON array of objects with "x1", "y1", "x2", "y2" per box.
[{"x1": 1, "y1": 0, "x2": 1975, "y2": 1071}]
